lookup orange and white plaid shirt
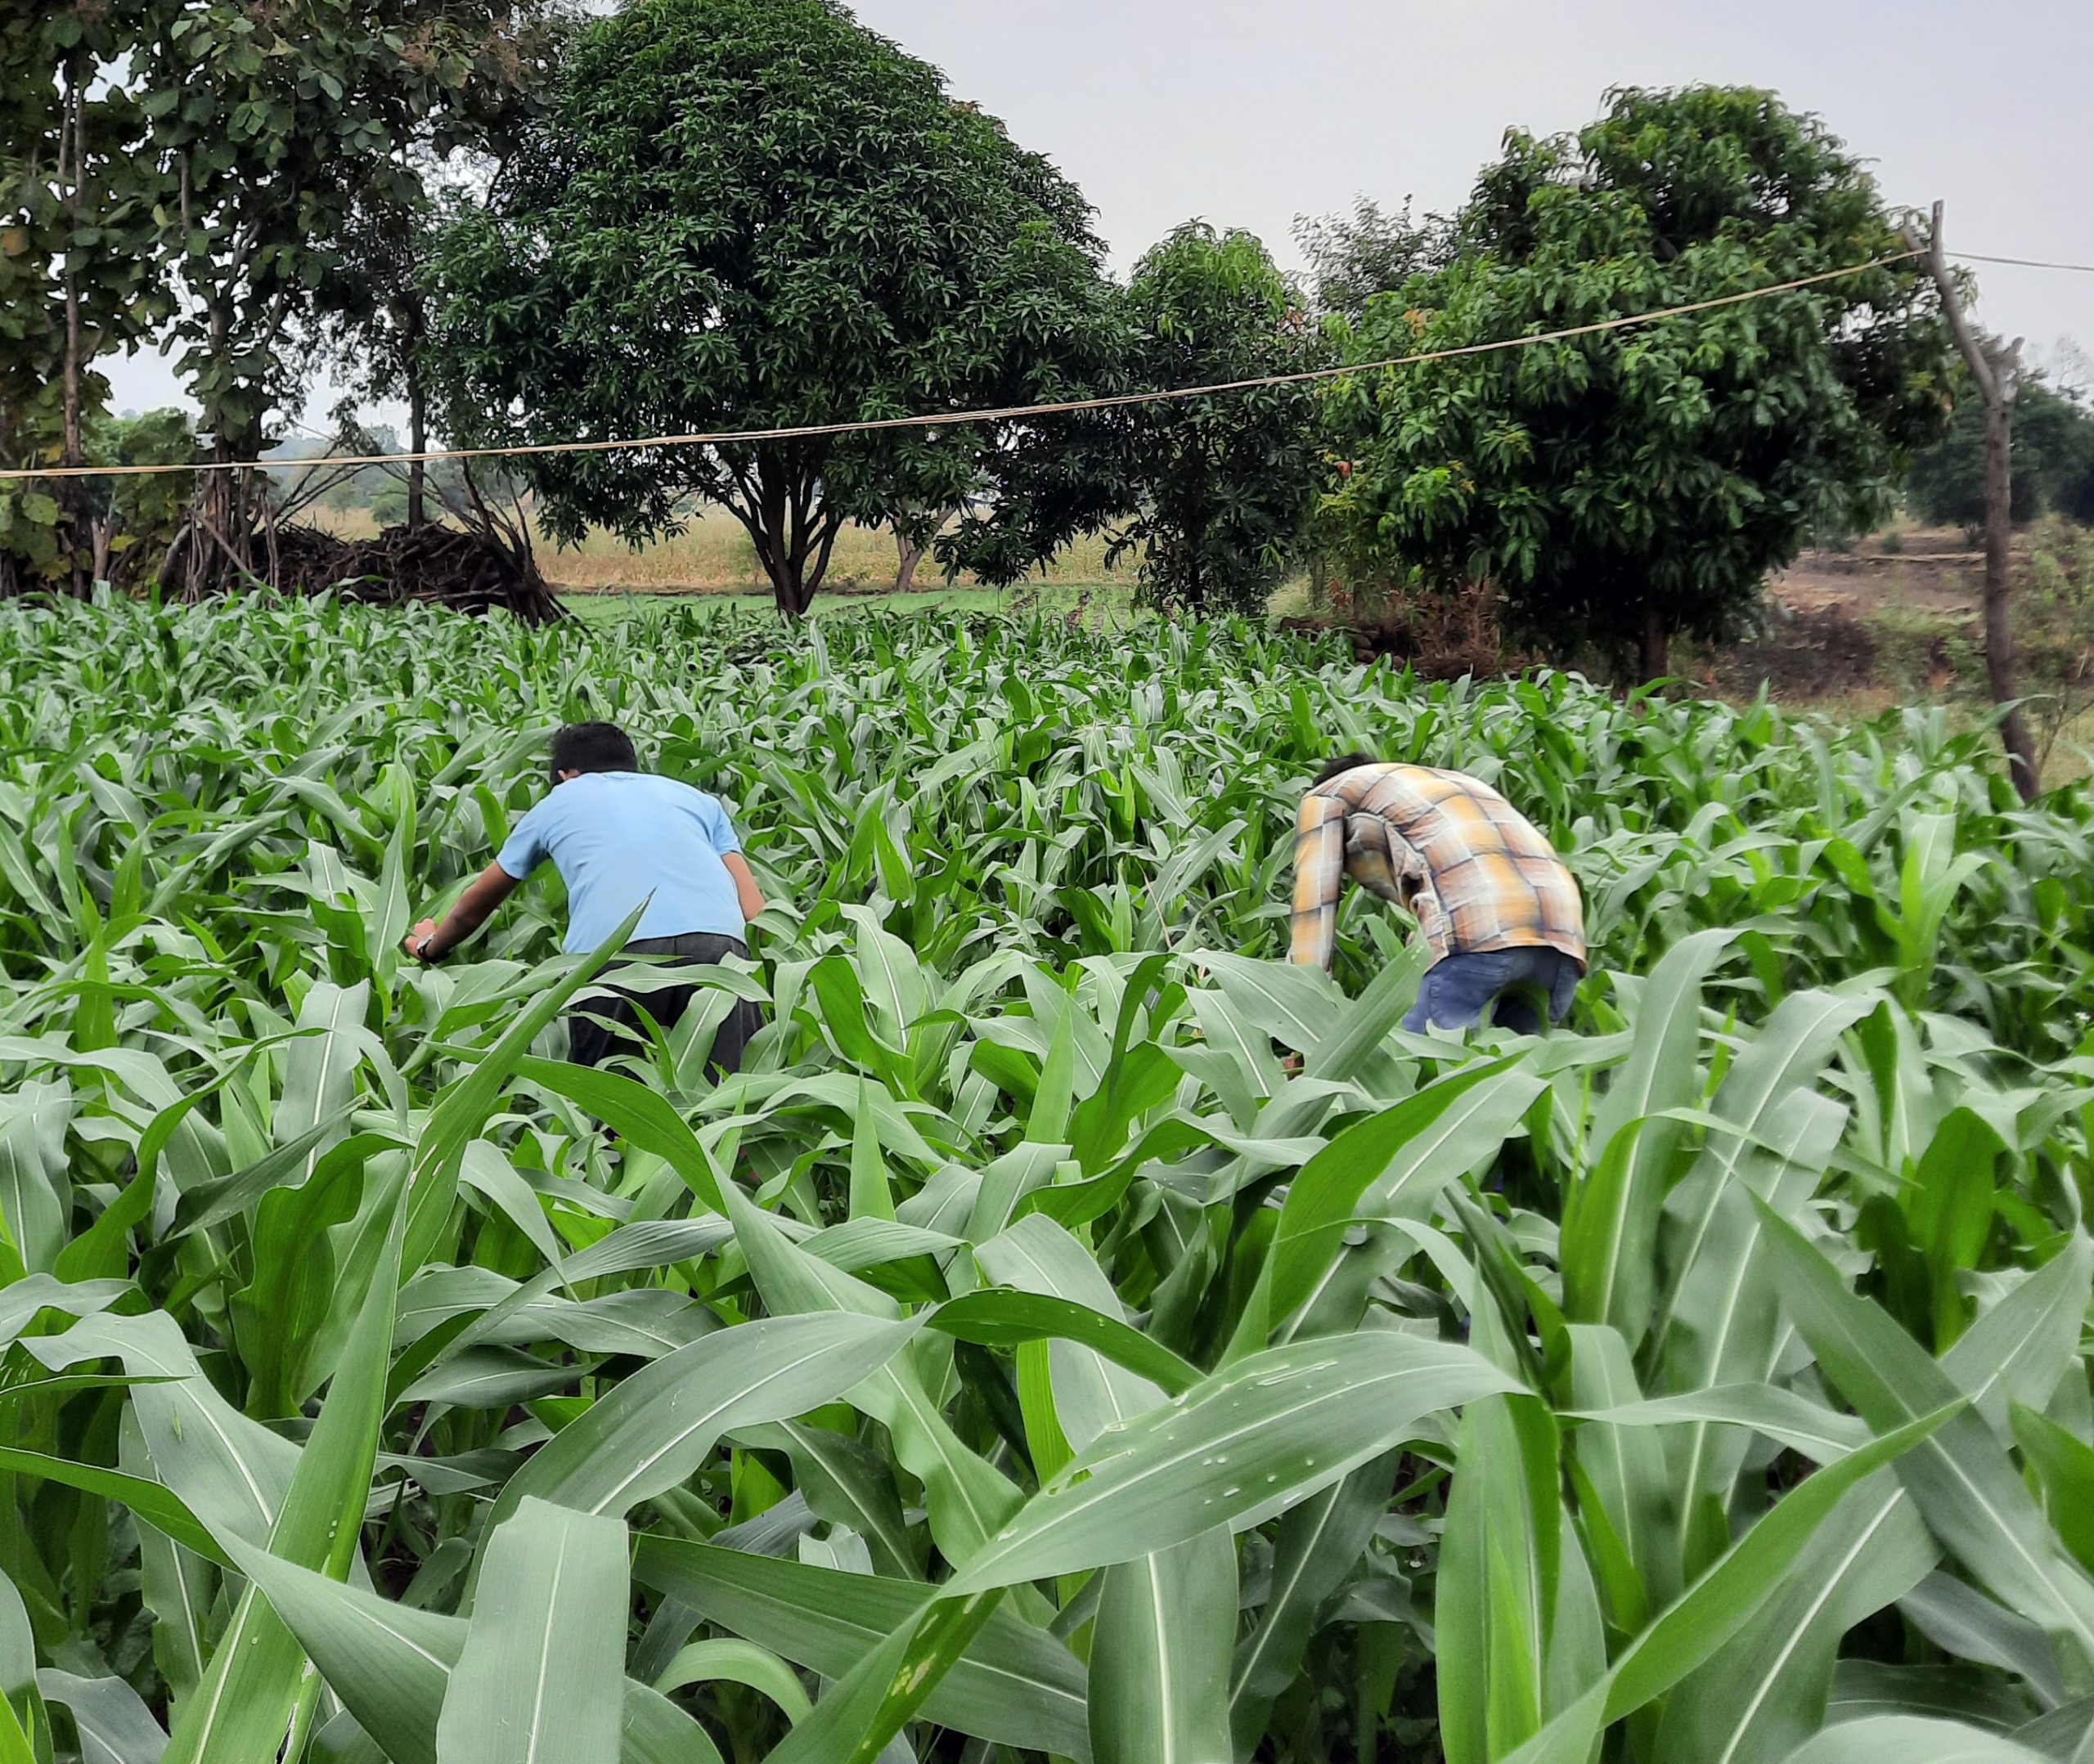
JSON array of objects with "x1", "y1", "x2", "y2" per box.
[{"x1": 1289, "y1": 764, "x2": 1585, "y2": 973}]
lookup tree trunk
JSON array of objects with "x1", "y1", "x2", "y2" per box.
[
  {"x1": 1915, "y1": 202, "x2": 2040, "y2": 801},
  {"x1": 60, "y1": 70, "x2": 88, "y2": 600},
  {"x1": 892, "y1": 530, "x2": 923, "y2": 595},
  {"x1": 1641, "y1": 600, "x2": 1668, "y2": 680},
  {"x1": 1982, "y1": 395, "x2": 2040, "y2": 797},
  {"x1": 407, "y1": 370, "x2": 428, "y2": 532},
  {"x1": 405, "y1": 302, "x2": 428, "y2": 532},
  {"x1": 738, "y1": 451, "x2": 838, "y2": 620}
]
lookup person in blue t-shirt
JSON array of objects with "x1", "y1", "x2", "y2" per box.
[{"x1": 403, "y1": 720, "x2": 767, "y2": 1073}]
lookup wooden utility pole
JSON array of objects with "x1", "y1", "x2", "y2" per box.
[{"x1": 1910, "y1": 201, "x2": 2039, "y2": 800}]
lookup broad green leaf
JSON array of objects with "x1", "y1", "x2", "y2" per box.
[
  {"x1": 436, "y1": 1499, "x2": 627, "y2": 1764},
  {"x1": 976, "y1": 1213, "x2": 1169, "y2": 1449},
  {"x1": 653, "y1": 1639, "x2": 812, "y2": 1722},
  {"x1": 1230, "y1": 1452, "x2": 1397, "y2": 1752},
  {"x1": 1759, "y1": 1201, "x2": 2094, "y2": 1651},
  {"x1": 163, "y1": 1168, "x2": 407, "y2": 1764},
  {"x1": 1781, "y1": 1714, "x2": 2045, "y2": 1762},
  {"x1": 1563, "y1": 928, "x2": 1733, "y2": 1349},
  {"x1": 1438, "y1": 1393, "x2": 1604, "y2": 1764},
  {"x1": 632, "y1": 1540, "x2": 1090, "y2": 1758},
  {"x1": 728, "y1": 1185, "x2": 1024, "y2": 1563},
  {"x1": 1499, "y1": 1403, "x2": 1964, "y2": 1763},
  {"x1": 1253, "y1": 1057, "x2": 1540, "y2": 1346},
  {"x1": 927, "y1": 1288, "x2": 1201, "y2": 1397},
  {"x1": 35, "y1": 1671, "x2": 169, "y2": 1764},
  {"x1": 493, "y1": 1312, "x2": 919, "y2": 1521},
  {"x1": 1943, "y1": 1239, "x2": 2094, "y2": 1439},
  {"x1": 1654, "y1": 1476, "x2": 1937, "y2": 1764},
  {"x1": 514, "y1": 1056, "x2": 727, "y2": 1212},
  {"x1": 1090, "y1": 1528, "x2": 1237, "y2": 1764},
  {"x1": 947, "y1": 1331, "x2": 1517, "y2": 1592}
]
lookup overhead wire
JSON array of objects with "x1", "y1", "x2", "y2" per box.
[
  {"x1": 1953, "y1": 250, "x2": 2094, "y2": 276},
  {"x1": 0, "y1": 250, "x2": 1927, "y2": 483},
  {"x1": 0, "y1": 240, "x2": 2086, "y2": 484}
]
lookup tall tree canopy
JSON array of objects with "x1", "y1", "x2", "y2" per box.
[
  {"x1": 429, "y1": 0, "x2": 1127, "y2": 618},
  {"x1": 1319, "y1": 86, "x2": 1955, "y2": 675},
  {"x1": 1103, "y1": 222, "x2": 1325, "y2": 617},
  {"x1": 1293, "y1": 195, "x2": 1448, "y2": 324}
]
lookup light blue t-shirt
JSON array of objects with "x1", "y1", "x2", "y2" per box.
[{"x1": 496, "y1": 771, "x2": 746, "y2": 954}]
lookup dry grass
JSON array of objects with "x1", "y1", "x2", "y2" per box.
[{"x1": 305, "y1": 504, "x2": 1135, "y2": 594}]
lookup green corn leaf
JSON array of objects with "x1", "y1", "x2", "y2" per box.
[
  {"x1": 928, "y1": 1287, "x2": 1200, "y2": 1398},
  {"x1": 1230, "y1": 1451, "x2": 1398, "y2": 1752},
  {"x1": 1652, "y1": 1476, "x2": 1938, "y2": 1764},
  {"x1": 435, "y1": 1499, "x2": 628, "y2": 1764},
  {"x1": 652, "y1": 1639, "x2": 812, "y2": 1723},
  {"x1": 1759, "y1": 1200, "x2": 2094, "y2": 1651},
  {"x1": 492, "y1": 1312, "x2": 920, "y2": 1522},
  {"x1": 631, "y1": 1540, "x2": 1090, "y2": 1759},
  {"x1": 1782, "y1": 1714, "x2": 2045, "y2": 1762},
  {"x1": 35, "y1": 1670, "x2": 169, "y2": 1764},
  {"x1": 161, "y1": 1167, "x2": 407, "y2": 1764},
  {"x1": 1090, "y1": 1527, "x2": 1237, "y2": 1764},
  {"x1": 1562, "y1": 928, "x2": 1734, "y2": 1349},
  {"x1": 946, "y1": 1331, "x2": 1517, "y2": 1593}
]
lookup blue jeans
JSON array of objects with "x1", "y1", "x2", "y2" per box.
[{"x1": 1403, "y1": 947, "x2": 1581, "y2": 1035}]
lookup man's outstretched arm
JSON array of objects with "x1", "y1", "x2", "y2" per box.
[
  {"x1": 407, "y1": 863, "x2": 521, "y2": 963},
  {"x1": 722, "y1": 852, "x2": 766, "y2": 925},
  {"x1": 1288, "y1": 795, "x2": 1346, "y2": 971}
]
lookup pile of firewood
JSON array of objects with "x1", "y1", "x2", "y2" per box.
[{"x1": 271, "y1": 522, "x2": 564, "y2": 625}]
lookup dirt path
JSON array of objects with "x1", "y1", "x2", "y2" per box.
[{"x1": 1768, "y1": 528, "x2": 1982, "y2": 618}]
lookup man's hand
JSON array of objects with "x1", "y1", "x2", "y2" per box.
[{"x1": 403, "y1": 865, "x2": 520, "y2": 967}]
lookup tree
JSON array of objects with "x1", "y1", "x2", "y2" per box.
[
  {"x1": 1103, "y1": 222, "x2": 1326, "y2": 617},
  {"x1": 117, "y1": 1, "x2": 568, "y2": 593},
  {"x1": 429, "y1": 0, "x2": 1127, "y2": 618},
  {"x1": 1293, "y1": 195, "x2": 1449, "y2": 323},
  {"x1": 0, "y1": 1, "x2": 174, "y2": 595},
  {"x1": 312, "y1": 8, "x2": 572, "y2": 532},
  {"x1": 1908, "y1": 375, "x2": 2094, "y2": 532},
  {"x1": 1319, "y1": 87, "x2": 1955, "y2": 676}
]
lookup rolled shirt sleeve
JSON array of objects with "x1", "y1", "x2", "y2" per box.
[
  {"x1": 702, "y1": 797, "x2": 742, "y2": 857},
  {"x1": 494, "y1": 803, "x2": 550, "y2": 882},
  {"x1": 1289, "y1": 792, "x2": 1348, "y2": 970}
]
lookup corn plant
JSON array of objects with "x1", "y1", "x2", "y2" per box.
[{"x1": 2, "y1": 592, "x2": 2094, "y2": 1763}]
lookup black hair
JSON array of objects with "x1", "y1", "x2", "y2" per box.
[
  {"x1": 1314, "y1": 752, "x2": 1380, "y2": 787},
  {"x1": 550, "y1": 721, "x2": 639, "y2": 785}
]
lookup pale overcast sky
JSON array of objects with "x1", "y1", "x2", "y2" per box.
[{"x1": 106, "y1": 0, "x2": 2093, "y2": 419}]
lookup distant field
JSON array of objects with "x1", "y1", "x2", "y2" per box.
[
  {"x1": 560, "y1": 581, "x2": 1135, "y2": 626},
  {"x1": 308, "y1": 503, "x2": 1137, "y2": 595}
]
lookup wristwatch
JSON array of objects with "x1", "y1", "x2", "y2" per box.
[{"x1": 414, "y1": 933, "x2": 440, "y2": 963}]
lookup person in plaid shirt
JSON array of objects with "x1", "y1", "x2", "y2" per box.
[{"x1": 1290, "y1": 753, "x2": 1585, "y2": 1034}]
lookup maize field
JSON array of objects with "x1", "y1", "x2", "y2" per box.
[{"x1": 5, "y1": 592, "x2": 2094, "y2": 1764}]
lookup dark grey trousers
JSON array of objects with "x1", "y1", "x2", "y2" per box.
[{"x1": 566, "y1": 931, "x2": 763, "y2": 1075}]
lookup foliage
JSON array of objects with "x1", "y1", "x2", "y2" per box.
[
  {"x1": 1319, "y1": 86, "x2": 1957, "y2": 676},
  {"x1": 0, "y1": 407, "x2": 193, "y2": 593},
  {"x1": 310, "y1": 6, "x2": 573, "y2": 532},
  {"x1": 1097, "y1": 222, "x2": 1327, "y2": 617},
  {"x1": 429, "y1": 0, "x2": 1128, "y2": 619},
  {"x1": 2, "y1": 2, "x2": 568, "y2": 595},
  {"x1": 0, "y1": 0, "x2": 177, "y2": 591},
  {"x1": 1907, "y1": 375, "x2": 2094, "y2": 532},
  {"x1": 1292, "y1": 194, "x2": 1449, "y2": 322},
  {"x1": 2011, "y1": 518, "x2": 2094, "y2": 779},
  {"x1": 3, "y1": 598, "x2": 2094, "y2": 1761}
]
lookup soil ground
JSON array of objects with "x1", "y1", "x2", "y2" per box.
[{"x1": 1701, "y1": 527, "x2": 1984, "y2": 710}]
